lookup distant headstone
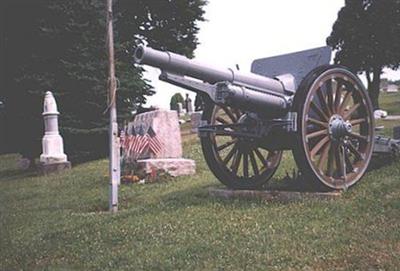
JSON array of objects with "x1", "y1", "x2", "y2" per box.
[
  {"x1": 125, "y1": 110, "x2": 195, "y2": 177},
  {"x1": 190, "y1": 111, "x2": 203, "y2": 133},
  {"x1": 185, "y1": 93, "x2": 193, "y2": 113},
  {"x1": 17, "y1": 158, "x2": 31, "y2": 170},
  {"x1": 38, "y1": 91, "x2": 71, "y2": 175},
  {"x1": 177, "y1": 102, "x2": 184, "y2": 117},
  {"x1": 187, "y1": 102, "x2": 193, "y2": 114}
]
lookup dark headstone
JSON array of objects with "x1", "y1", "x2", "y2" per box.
[{"x1": 393, "y1": 126, "x2": 400, "y2": 140}]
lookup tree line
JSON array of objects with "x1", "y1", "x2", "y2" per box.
[{"x1": 2, "y1": 0, "x2": 206, "y2": 163}]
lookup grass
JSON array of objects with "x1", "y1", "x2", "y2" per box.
[
  {"x1": 378, "y1": 91, "x2": 400, "y2": 116},
  {"x1": 1, "y1": 92, "x2": 399, "y2": 270},
  {"x1": 375, "y1": 91, "x2": 400, "y2": 137}
]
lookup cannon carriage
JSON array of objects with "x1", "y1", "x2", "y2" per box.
[{"x1": 134, "y1": 45, "x2": 375, "y2": 190}]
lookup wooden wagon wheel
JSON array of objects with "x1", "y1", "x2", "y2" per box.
[
  {"x1": 200, "y1": 103, "x2": 282, "y2": 189},
  {"x1": 293, "y1": 66, "x2": 374, "y2": 190}
]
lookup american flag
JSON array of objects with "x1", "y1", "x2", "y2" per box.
[
  {"x1": 121, "y1": 127, "x2": 149, "y2": 159},
  {"x1": 147, "y1": 126, "x2": 163, "y2": 156},
  {"x1": 132, "y1": 127, "x2": 149, "y2": 159}
]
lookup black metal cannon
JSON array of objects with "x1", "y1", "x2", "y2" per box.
[{"x1": 134, "y1": 45, "x2": 376, "y2": 190}]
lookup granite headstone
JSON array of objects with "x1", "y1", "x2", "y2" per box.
[{"x1": 126, "y1": 110, "x2": 195, "y2": 177}]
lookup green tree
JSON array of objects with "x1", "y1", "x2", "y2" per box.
[
  {"x1": 327, "y1": 0, "x2": 400, "y2": 110},
  {"x1": 170, "y1": 93, "x2": 184, "y2": 111},
  {"x1": 3, "y1": 0, "x2": 206, "y2": 163}
]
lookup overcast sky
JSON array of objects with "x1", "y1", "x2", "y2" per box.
[{"x1": 143, "y1": 0, "x2": 400, "y2": 109}]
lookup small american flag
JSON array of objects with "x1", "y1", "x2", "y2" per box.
[
  {"x1": 128, "y1": 127, "x2": 149, "y2": 159},
  {"x1": 147, "y1": 126, "x2": 163, "y2": 156}
]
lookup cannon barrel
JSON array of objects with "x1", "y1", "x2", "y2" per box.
[{"x1": 134, "y1": 46, "x2": 285, "y2": 94}]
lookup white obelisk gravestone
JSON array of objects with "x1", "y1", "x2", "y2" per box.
[{"x1": 39, "y1": 91, "x2": 71, "y2": 174}]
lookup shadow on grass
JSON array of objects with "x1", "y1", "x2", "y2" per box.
[
  {"x1": 152, "y1": 176, "x2": 332, "y2": 211},
  {"x1": 368, "y1": 155, "x2": 399, "y2": 172},
  {"x1": 0, "y1": 168, "x2": 37, "y2": 182}
]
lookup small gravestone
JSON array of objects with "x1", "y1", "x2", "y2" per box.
[
  {"x1": 38, "y1": 91, "x2": 71, "y2": 175},
  {"x1": 126, "y1": 110, "x2": 195, "y2": 177},
  {"x1": 177, "y1": 102, "x2": 184, "y2": 117},
  {"x1": 17, "y1": 158, "x2": 31, "y2": 170},
  {"x1": 185, "y1": 93, "x2": 193, "y2": 113},
  {"x1": 190, "y1": 111, "x2": 203, "y2": 133}
]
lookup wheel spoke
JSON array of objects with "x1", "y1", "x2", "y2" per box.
[
  {"x1": 216, "y1": 116, "x2": 230, "y2": 125},
  {"x1": 338, "y1": 91, "x2": 352, "y2": 114},
  {"x1": 243, "y1": 153, "x2": 249, "y2": 178},
  {"x1": 231, "y1": 150, "x2": 242, "y2": 174},
  {"x1": 217, "y1": 139, "x2": 237, "y2": 152},
  {"x1": 334, "y1": 143, "x2": 344, "y2": 178},
  {"x1": 317, "y1": 87, "x2": 331, "y2": 116},
  {"x1": 343, "y1": 103, "x2": 360, "y2": 120},
  {"x1": 334, "y1": 85, "x2": 344, "y2": 113},
  {"x1": 308, "y1": 117, "x2": 328, "y2": 128},
  {"x1": 348, "y1": 132, "x2": 368, "y2": 142},
  {"x1": 318, "y1": 141, "x2": 331, "y2": 172},
  {"x1": 310, "y1": 101, "x2": 329, "y2": 121},
  {"x1": 310, "y1": 136, "x2": 330, "y2": 159},
  {"x1": 233, "y1": 108, "x2": 242, "y2": 120},
  {"x1": 306, "y1": 129, "x2": 328, "y2": 140},
  {"x1": 254, "y1": 148, "x2": 267, "y2": 168},
  {"x1": 350, "y1": 118, "x2": 367, "y2": 126},
  {"x1": 347, "y1": 142, "x2": 364, "y2": 161},
  {"x1": 249, "y1": 151, "x2": 259, "y2": 176},
  {"x1": 223, "y1": 144, "x2": 237, "y2": 165},
  {"x1": 344, "y1": 150, "x2": 354, "y2": 172},
  {"x1": 326, "y1": 79, "x2": 335, "y2": 113},
  {"x1": 327, "y1": 144, "x2": 335, "y2": 177},
  {"x1": 221, "y1": 106, "x2": 237, "y2": 123}
]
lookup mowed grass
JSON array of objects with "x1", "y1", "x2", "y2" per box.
[
  {"x1": 379, "y1": 91, "x2": 400, "y2": 116},
  {"x1": 1, "y1": 92, "x2": 400, "y2": 270}
]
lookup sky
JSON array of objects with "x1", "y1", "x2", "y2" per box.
[{"x1": 143, "y1": 0, "x2": 400, "y2": 109}]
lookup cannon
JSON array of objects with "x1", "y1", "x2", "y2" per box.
[{"x1": 134, "y1": 45, "x2": 375, "y2": 190}]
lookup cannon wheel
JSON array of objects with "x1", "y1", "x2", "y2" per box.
[
  {"x1": 293, "y1": 65, "x2": 374, "y2": 190},
  {"x1": 200, "y1": 103, "x2": 282, "y2": 189}
]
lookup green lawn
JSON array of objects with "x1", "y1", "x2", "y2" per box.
[
  {"x1": 379, "y1": 91, "x2": 400, "y2": 116},
  {"x1": 1, "y1": 92, "x2": 399, "y2": 270}
]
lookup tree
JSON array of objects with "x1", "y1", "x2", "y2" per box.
[
  {"x1": 3, "y1": 0, "x2": 206, "y2": 163},
  {"x1": 327, "y1": 0, "x2": 400, "y2": 110},
  {"x1": 170, "y1": 93, "x2": 184, "y2": 111}
]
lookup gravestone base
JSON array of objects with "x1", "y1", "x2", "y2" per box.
[
  {"x1": 38, "y1": 161, "x2": 71, "y2": 176},
  {"x1": 137, "y1": 158, "x2": 195, "y2": 177},
  {"x1": 208, "y1": 187, "x2": 341, "y2": 202}
]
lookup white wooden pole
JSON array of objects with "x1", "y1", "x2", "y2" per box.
[{"x1": 106, "y1": 0, "x2": 119, "y2": 212}]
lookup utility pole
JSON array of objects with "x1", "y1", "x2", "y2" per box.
[{"x1": 106, "y1": 0, "x2": 119, "y2": 212}]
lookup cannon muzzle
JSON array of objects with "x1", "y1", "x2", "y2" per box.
[{"x1": 134, "y1": 46, "x2": 285, "y2": 95}]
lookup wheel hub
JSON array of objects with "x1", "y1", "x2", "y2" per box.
[{"x1": 328, "y1": 114, "x2": 352, "y2": 140}]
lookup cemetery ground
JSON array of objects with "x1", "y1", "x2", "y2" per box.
[{"x1": 1, "y1": 93, "x2": 400, "y2": 270}]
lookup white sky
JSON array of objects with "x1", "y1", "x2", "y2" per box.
[{"x1": 143, "y1": 0, "x2": 400, "y2": 109}]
